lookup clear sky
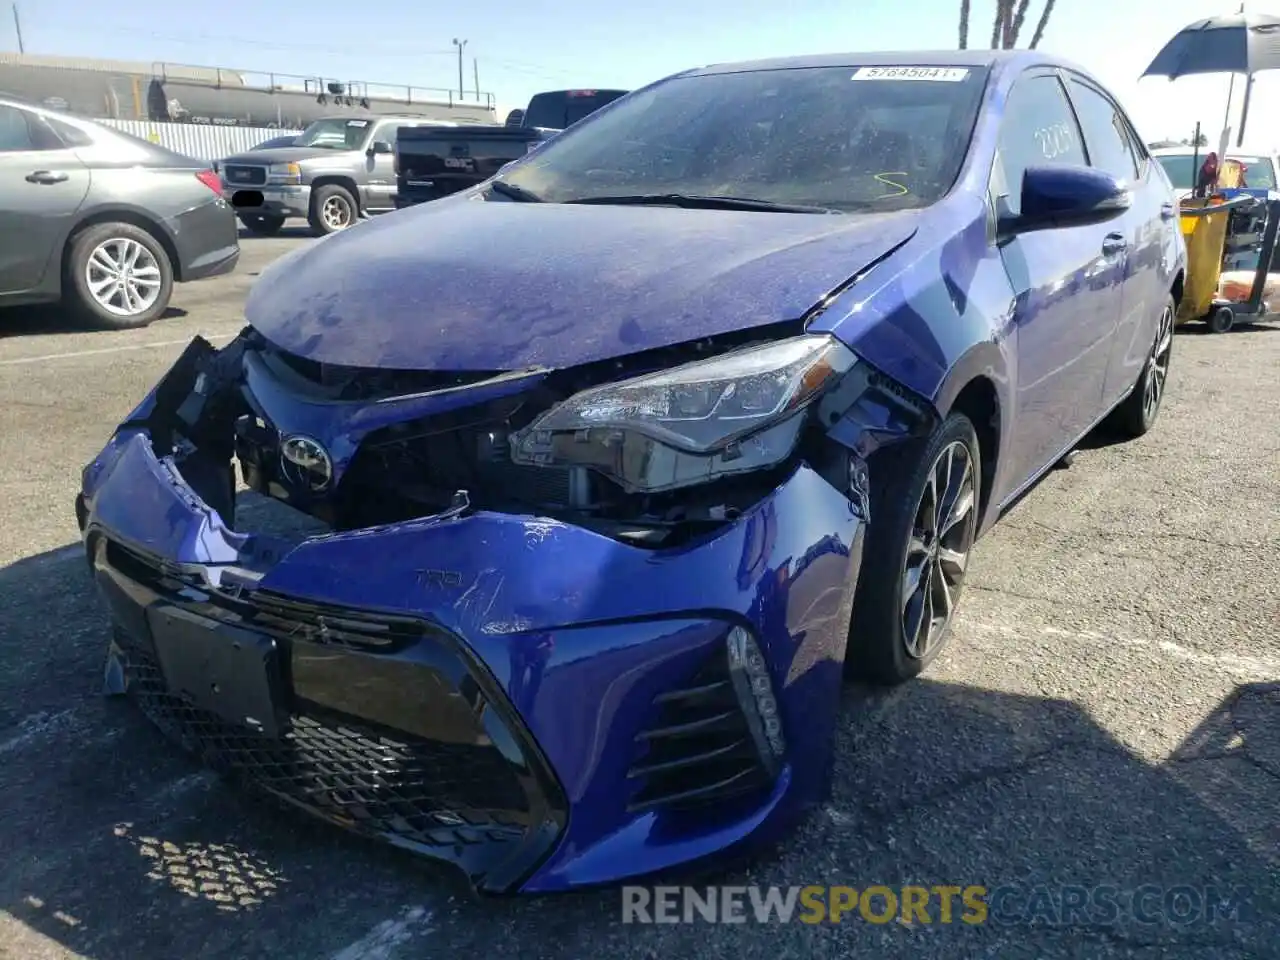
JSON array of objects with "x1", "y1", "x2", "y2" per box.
[{"x1": 7, "y1": 0, "x2": 1278, "y2": 149}]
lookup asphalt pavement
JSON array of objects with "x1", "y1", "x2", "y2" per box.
[{"x1": 0, "y1": 229, "x2": 1277, "y2": 959}]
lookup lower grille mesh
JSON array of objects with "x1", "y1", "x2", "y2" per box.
[{"x1": 117, "y1": 633, "x2": 530, "y2": 849}]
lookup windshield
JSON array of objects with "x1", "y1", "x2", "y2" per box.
[
  {"x1": 499, "y1": 65, "x2": 989, "y2": 212},
  {"x1": 1157, "y1": 153, "x2": 1277, "y2": 190},
  {"x1": 294, "y1": 117, "x2": 373, "y2": 150}
]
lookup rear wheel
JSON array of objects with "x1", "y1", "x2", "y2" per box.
[
  {"x1": 308, "y1": 184, "x2": 357, "y2": 236},
  {"x1": 846, "y1": 412, "x2": 981, "y2": 685},
  {"x1": 1108, "y1": 294, "x2": 1174, "y2": 439},
  {"x1": 65, "y1": 221, "x2": 173, "y2": 330},
  {"x1": 238, "y1": 213, "x2": 286, "y2": 236}
]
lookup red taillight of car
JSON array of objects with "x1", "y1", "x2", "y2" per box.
[{"x1": 195, "y1": 169, "x2": 222, "y2": 194}]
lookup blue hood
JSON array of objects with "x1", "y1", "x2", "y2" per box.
[{"x1": 246, "y1": 197, "x2": 919, "y2": 372}]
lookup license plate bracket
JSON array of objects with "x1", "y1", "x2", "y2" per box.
[{"x1": 148, "y1": 605, "x2": 284, "y2": 738}]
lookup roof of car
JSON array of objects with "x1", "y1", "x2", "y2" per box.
[{"x1": 688, "y1": 48, "x2": 1081, "y2": 76}]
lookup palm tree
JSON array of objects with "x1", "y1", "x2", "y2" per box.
[{"x1": 968, "y1": 0, "x2": 1056, "y2": 49}]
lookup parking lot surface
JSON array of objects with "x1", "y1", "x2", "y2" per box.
[{"x1": 1, "y1": 233, "x2": 1277, "y2": 960}]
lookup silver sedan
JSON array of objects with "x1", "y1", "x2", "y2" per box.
[{"x1": 0, "y1": 97, "x2": 239, "y2": 330}]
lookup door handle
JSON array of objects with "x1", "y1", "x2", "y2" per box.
[
  {"x1": 1160, "y1": 202, "x2": 1177, "y2": 220},
  {"x1": 26, "y1": 170, "x2": 69, "y2": 184},
  {"x1": 1101, "y1": 233, "x2": 1127, "y2": 256}
]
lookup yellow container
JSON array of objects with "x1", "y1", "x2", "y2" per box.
[{"x1": 1177, "y1": 198, "x2": 1230, "y2": 324}]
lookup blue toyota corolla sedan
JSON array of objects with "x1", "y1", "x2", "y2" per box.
[{"x1": 76, "y1": 50, "x2": 1185, "y2": 893}]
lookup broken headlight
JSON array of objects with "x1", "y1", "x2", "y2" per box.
[{"x1": 510, "y1": 334, "x2": 857, "y2": 494}]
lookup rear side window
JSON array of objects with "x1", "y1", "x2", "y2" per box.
[
  {"x1": 993, "y1": 75, "x2": 1086, "y2": 215},
  {"x1": 1067, "y1": 79, "x2": 1140, "y2": 181},
  {"x1": 0, "y1": 105, "x2": 35, "y2": 151}
]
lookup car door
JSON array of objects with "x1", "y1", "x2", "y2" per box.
[
  {"x1": 993, "y1": 72, "x2": 1126, "y2": 490},
  {"x1": 1063, "y1": 75, "x2": 1168, "y2": 409},
  {"x1": 0, "y1": 104, "x2": 90, "y2": 298},
  {"x1": 361, "y1": 119, "x2": 401, "y2": 212}
]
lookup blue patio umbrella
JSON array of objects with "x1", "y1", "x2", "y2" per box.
[{"x1": 1142, "y1": 11, "x2": 1280, "y2": 146}]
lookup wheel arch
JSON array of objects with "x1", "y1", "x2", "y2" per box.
[
  {"x1": 309, "y1": 176, "x2": 361, "y2": 212},
  {"x1": 61, "y1": 207, "x2": 183, "y2": 284},
  {"x1": 933, "y1": 341, "x2": 1008, "y2": 535}
]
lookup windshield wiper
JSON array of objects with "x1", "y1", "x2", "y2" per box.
[
  {"x1": 563, "y1": 194, "x2": 838, "y2": 214},
  {"x1": 488, "y1": 180, "x2": 544, "y2": 203}
]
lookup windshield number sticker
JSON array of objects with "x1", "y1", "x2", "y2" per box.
[
  {"x1": 852, "y1": 67, "x2": 970, "y2": 82},
  {"x1": 346, "y1": 119, "x2": 369, "y2": 127}
]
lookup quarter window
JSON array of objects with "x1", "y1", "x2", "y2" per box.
[{"x1": 994, "y1": 75, "x2": 1086, "y2": 216}]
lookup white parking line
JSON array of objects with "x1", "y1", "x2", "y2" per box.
[
  {"x1": 330, "y1": 907, "x2": 434, "y2": 960},
  {"x1": 962, "y1": 620, "x2": 1280, "y2": 678},
  {"x1": 0, "y1": 332, "x2": 238, "y2": 367}
]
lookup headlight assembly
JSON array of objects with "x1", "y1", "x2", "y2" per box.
[
  {"x1": 510, "y1": 334, "x2": 857, "y2": 494},
  {"x1": 267, "y1": 162, "x2": 302, "y2": 185}
]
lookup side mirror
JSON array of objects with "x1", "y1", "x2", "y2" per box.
[
  {"x1": 999, "y1": 164, "x2": 1130, "y2": 237},
  {"x1": 368, "y1": 140, "x2": 393, "y2": 155}
]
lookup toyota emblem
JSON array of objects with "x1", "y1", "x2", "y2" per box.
[{"x1": 280, "y1": 435, "x2": 333, "y2": 492}]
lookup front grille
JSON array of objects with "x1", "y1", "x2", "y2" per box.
[
  {"x1": 222, "y1": 164, "x2": 266, "y2": 186},
  {"x1": 116, "y1": 637, "x2": 530, "y2": 849},
  {"x1": 626, "y1": 644, "x2": 773, "y2": 813},
  {"x1": 105, "y1": 539, "x2": 422, "y2": 651}
]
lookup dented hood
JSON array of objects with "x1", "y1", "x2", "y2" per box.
[{"x1": 245, "y1": 197, "x2": 919, "y2": 372}]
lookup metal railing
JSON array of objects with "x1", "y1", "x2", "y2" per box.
[{"x1": 148, "y1": 60, "x2": 495, "y2": 109}]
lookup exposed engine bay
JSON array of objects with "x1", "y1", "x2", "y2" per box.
[{"x1": 128, "y1": 324, "x2": 933, "y2": 550}]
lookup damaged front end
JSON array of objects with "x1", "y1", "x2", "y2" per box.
[{"x1": 76, "y1": 321, "x2": 935, "y2": 892}]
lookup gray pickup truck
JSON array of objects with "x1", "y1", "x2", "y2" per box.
[{"x1": 219, "y1": 114, "x2": 463, "y2": 236}]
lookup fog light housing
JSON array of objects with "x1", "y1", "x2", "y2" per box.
[{"x1": 726, "y1": 626, "x2": 786, "y2": 773}]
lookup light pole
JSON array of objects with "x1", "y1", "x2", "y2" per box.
[{"x1": 452, "y1": 38, "x2": 468, "y2": 99}]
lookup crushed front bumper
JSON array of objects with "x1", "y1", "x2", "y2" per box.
[{"x1": 77, "y1": 344, "x2": 868, "y2": 893}]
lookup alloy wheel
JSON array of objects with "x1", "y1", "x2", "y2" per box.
[
  {"x1": 84, "y1": 238, "x2": 162, "y2": 317},
  {"x1": 322, "y1": 196, "x2": 352, "y2": 230},
  {"x1": 1143, "y1": 302, "x2": 1174, "y2": 422},
  {"x1": 901, "y1": 440, "x2": 977, "y2": 659}
]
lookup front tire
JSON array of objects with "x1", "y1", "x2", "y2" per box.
[
  {"x1": 65, "y1": 222, "x2": 174, "y2": 331},
  {"x1": 846, "y1": 412, "x2": 982, "y2": 685},
  {"x1": 1108, "y1": 294, "x2": 1174, "y2": 439}
]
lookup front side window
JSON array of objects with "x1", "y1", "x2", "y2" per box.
[
  {"x1": 993, "y1": 75, "x2": 1086, "y2": 216},
  {"x1": 294, "y1": 118, "x2": 372, "y2": 150},
  {"x1": 500, "y1": 65, "x2": 990, "y2": 212}
]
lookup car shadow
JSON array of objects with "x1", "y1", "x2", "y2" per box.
[
  {"x1": 0, "y1": 540, "x2": 1276, "y2": 958},
  {"x1": 0, "y1": 305, "x2": 189, "y2": 339}
]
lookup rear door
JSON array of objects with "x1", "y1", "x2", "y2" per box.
[
  {"x1": 0, "y1": 104, "x2": 90, "y2": 297},
  {"x1": 994, "y1": 72, "x2": 1126, "y2": 489},
  {"x1": 1063, "y1": 75, "x2": 1168, "y2": 407}
]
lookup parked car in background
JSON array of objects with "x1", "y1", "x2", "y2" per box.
[
  {"x1": 77, "y1": 51, "x2": 1183, "y2": 891},
  {"x1": 0, "y1": 95, "x2": 238, "y2": 329},
  {"x1": 219, "y1": 114, "x2": 474, "y2": 236},
  {"x1": 393, "y1": 122, "x2": 544, "y2": 207},
  {"x1": 1151, "y1": 145, "x2": 1280, "y2": 197},
  {"x1": 520, "y1": 88, "x2": 629, "y2": 133}
]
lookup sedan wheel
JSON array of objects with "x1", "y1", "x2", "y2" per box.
[
  {"x1": 1108, "y1": 293, "x2": 1176, "y2": 439},
  {"x1": 901, "y1": 440, "x2": 976, "y2": 660},
  {"x1": 846, "y1": 411, "x2": 982, "y2": 685},
  {"x1": 65, "y1": 221, "x2": 174, "y2": 331},
  {"x1": 85, "y1": 238, "x2": 162, "y2": 318}
]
